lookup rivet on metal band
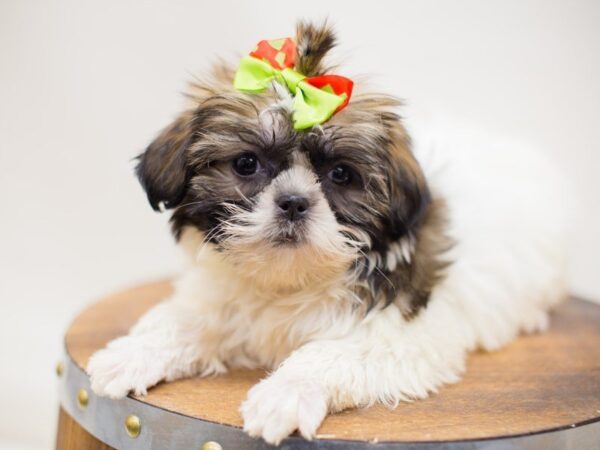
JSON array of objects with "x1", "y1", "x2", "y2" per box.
[
  {"x1": 56, "y1": 361, "x2": 64, "y2": 377},
  {"x1": 202, "y1": 442, "x2": 223, "y2": 450},
  {"x1": 76, "y1": 388, "x2": 89, "y2": 410},
  {"x1": 125, "y1": 414, "x2": 141, "y2": 438}
]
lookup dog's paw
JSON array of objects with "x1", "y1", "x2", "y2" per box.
[
  {"x1": 241, "y1": 376, "x2": 328, "y2": 445},
  {"x1": 87, "y1": 336, "x2": 166, "y2": 399}
]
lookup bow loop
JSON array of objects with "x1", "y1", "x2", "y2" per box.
[
  {"x1": 233, "y1": 56, "x2": 283, "y2": 93},
  {"x1": 250, "y1": 38, "x2": 296, "y2": 70},
  {"x1": 233, "y1": 36, "x2": 353, "y2": 130}
]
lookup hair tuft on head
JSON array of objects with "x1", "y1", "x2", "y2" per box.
[{"x1": 295, "y1": 19, "x2": 337, "y2": 76}]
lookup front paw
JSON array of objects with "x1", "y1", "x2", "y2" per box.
[
  {"x1": 87, "y1": 336, "x2": 166, "y2": 399},
  {"x1": 241, "y1": 376, "x2": 328, "y2": 445}
]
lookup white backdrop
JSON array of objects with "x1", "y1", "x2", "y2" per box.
[{"x1": 1, "y1": 1, "x2": 599, "y2": 448}]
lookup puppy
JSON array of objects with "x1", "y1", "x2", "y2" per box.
[{"x1": 87, "y1": 20, "x2": 568, "y2": 445}]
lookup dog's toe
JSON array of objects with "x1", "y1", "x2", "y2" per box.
[
  {"x1": 86, "y1": 336, "x2": 165, "y2": 399},
  {"x1": 241, "y1": 376, "x2": 328, "y2": 445}
]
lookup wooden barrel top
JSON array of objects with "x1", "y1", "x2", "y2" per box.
[{"x1": 64, "y1": 280, "x2": 600, "y2": 443}]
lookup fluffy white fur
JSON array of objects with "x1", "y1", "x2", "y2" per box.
[{"x1": 88, "y1": 120, "x2": 568, "y2": 445}]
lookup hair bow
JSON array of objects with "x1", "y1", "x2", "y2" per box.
[{"x1": 233, "y1": 37, "x2": 353, "y2": 130}]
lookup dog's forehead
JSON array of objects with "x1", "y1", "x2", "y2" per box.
[
  {"x1": 254, "y1": 111, "x2": 387, "y2": 173},
  {"x1": 255, "y1": 101, "x2": 332, "y2": 155},
  {"x1": 193, "y1": 88, "x2": 394, "y2": 168},
  {"x1": 258, "y1": 105, "x2": 294, "y2": 140},
  {"x1": 252, "y1": 105, "x2": 298, "y2": 163}
]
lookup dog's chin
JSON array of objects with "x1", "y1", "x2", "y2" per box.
[{"x1": 216, "y1": 228, "x2": 358, "y2": 292}]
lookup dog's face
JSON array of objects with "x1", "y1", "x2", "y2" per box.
[{"x1": 136, "y1": 22, "x2": 438, "y2": 304}]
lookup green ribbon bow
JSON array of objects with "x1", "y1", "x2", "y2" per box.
[{"x1": 233, "y1": 56, "x2": 346, "y2": 130}]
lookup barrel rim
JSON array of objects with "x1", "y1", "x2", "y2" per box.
[{"x1": 59, "y1": 282, "x2": 600, "y2": 449}]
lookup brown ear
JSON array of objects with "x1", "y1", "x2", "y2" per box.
[
  {"x1": 365, "y1": 123, "x2": 448, "y2": 317},
  {"x1": 385, "y1": 121, "x2": 431, "y2": 240},
  {"x1": 295, "y1": 20, "x2": 337, "y2": 76},
  {"x1": 388, "y1": 159, "x2": 431, "y2": 240},
  {"x1": 135, "y1": 111, "x2": 194, "y2": 211}
]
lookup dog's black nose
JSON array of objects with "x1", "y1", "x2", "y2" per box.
[{"x1": 276, "y1": 194, "x2": 310, "y2": 222}]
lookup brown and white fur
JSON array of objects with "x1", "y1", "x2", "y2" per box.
[{"x1": 87, "y1": 21, "x2": 568, "y2": 445}]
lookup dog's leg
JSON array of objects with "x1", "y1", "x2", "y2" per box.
[
  {"x1": 241, "y1": 301, "x2": 470, "y2": 445},
  {"x1": 87, "y1": 298, "x2": 222, "y2": 399}
]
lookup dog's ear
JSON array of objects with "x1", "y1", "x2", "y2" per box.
[
  {"x1": 295, "y1": 20, "x2": 337, "y2": 76},
  {"x1": 385, "y1": 123, "x2": 431, "y2": 240},
  {"x1": 365, "y1": 121, "x2": 448, "y2": 317},
  {"x1": 135, "y1": 111, "x2": 194, "y2": 211}
]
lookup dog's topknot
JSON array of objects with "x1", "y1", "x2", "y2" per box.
[{"x1": 295, "y1": 20, "x2": 337, "y2": 76}]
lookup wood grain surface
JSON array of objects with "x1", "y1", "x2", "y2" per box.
[
  {"x1": 65, "y1": 280, "x2": 600, "y2": 442},
  {"x1": 56, "y1": 407, "x2": 114, "y2": 450}
]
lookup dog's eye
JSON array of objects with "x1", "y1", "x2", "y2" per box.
[
  {"x1": 233, "y1": 153, "x2": 259, "y2": 176},
  {"x1": 328, "y1": 164, "x2": 352, "y2": 185}
]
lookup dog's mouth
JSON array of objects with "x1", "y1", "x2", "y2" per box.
[{"x1": 271, "y1": 222, "x2": 307, "y2": 247}]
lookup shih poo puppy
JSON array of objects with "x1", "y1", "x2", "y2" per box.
[{"x1": 88, "y1": 20, "x2": 568, "y2": 445}]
